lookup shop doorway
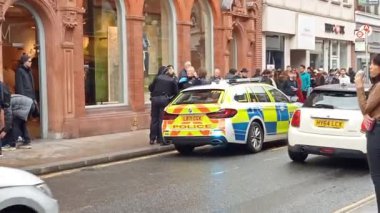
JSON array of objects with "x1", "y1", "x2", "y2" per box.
[{"x1": 2, "y1": 5, "x2": 42, "y2": 139}]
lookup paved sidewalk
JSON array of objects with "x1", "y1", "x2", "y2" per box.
[{"x1": 0, "y1": 130, "x2": 174, "y2": 175}]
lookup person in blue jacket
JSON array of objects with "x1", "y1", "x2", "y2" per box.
[{"x1": 299, "y1": 65, "x2": 311, "y2": 99}]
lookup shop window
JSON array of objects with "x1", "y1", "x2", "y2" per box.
[
  {"x1": 143, "y1": 0, "x2": 175, "y2": 103},
  {"x1": 266, "y1": 35, "x2": 285, "y2": 70},
  {"x1": 340, "y1": 41, "x2": 348, "y2": 69},
  {"x1": 191, "y1": 0, "x2": 213, "y2": 76},
  {"x1": 83, "y1": 0, "x2": 124, "y2": 106}
]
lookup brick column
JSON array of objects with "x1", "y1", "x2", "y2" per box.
[
  {"x1": 214, "y1": 26, "x2": 226, "y2": 76},
  {"x1": 177, "y1": 21, "x2": 192, "y2": 70},
  {"x1": 126, "y1": 15, "x2": 145, "y2": 112}
]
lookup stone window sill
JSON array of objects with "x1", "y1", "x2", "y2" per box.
[
  {"x1": 331, "y1": 0, "x2": 341, "y2": 5},
  {"x1": 343, "y1": 3, "x2": 352, "y2": 8}
]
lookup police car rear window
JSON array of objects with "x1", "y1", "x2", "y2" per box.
[
  {"x1": 173, "y1": 90, "x2": 223, "y2": 105},
  {"x1": 304, "y1": 91, "x2": 360, "y2": 110}
]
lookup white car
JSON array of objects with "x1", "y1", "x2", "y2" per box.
[
  {"x1": 288, "y1": 84, "x2": 368, "y2": 162},
  {"x1": 0, "y1": 167, "x2": 59, "y2": 213}
]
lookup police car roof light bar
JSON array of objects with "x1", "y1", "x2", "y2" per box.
[{"x1": 227, "y1": 78, "x2": 261, "y2": 84}]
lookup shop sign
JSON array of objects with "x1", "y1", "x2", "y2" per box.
[
  {"x1": 355, "y1": 41, "x2": 366, "y2": 52},
  {"x1": 297, "y1": 15, "x2": 315, "y2": 50},
  {"x1": 325, "y1": 24, "x2": 345, "y2": 35},
  {"x1": 358, "y1": 0, "x2": 379, "y2": 5}
]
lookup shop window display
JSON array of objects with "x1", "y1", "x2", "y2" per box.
[
  {"x1": 191, "y1": 0, "x2": 213, "y2": 75},
  {"x1": 83, "y1": 0, "x2": 123, "y2": 106},
  {"x1": 143, "y1": 0, "x2": 174, "y2": 103}
]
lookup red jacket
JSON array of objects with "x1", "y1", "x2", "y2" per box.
[{"x1": 296, "y1": 75, "x2": 305, "y2": 103}]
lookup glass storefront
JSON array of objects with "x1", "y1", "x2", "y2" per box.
[
  {"x1": 266, "y1": 35, "x2": 284, "y2": 69},
  {"x1": 191, "y1": 0, "x2": 213, "y2": 75},
  {"x1": 83, "y1": 0, "x2": 123, "y2": 106},
  {"x1": 310, "y1": 40, "x2": 324, "y2": 69},
  {"x1": 143, "y1": 0, "x2": 174, "y2": 103}
]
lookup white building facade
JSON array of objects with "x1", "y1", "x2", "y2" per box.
[{"x1": 262, "y1": 0, "x2": 355, "y2": 71}]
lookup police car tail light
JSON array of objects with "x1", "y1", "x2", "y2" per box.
[
  {"x1": 207, "y1": 109, "x2": 237, "y2": 119},
  {"x1": 163, "y1": 112, "x2": 178, "y2": 120},
  {"x1": 291, "y1": 110, "x2": 301, "y2": 128}
]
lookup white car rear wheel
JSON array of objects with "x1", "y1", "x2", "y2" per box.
[{"x1": 288, "y1": 148, "x2": 308, "y2": 162}]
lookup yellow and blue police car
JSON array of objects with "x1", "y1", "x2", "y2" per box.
[{"x1": 162, "y1": 79, "x2": 300, "y2": 154}]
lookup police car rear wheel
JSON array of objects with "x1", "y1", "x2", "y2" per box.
[
  {"x1": 175, "y1": 145, "x2": 194, "y2": 155},
  {"x1": 246, "y1": 122, "x2": 264, "y2": 153},
  {"x1": 288, "y1": 149, "x2": 308, "y2": 162}
]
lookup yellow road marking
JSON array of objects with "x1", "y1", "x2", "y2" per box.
[{"x1": 333, "y1": 194, "x2": 376, "y2": 213}]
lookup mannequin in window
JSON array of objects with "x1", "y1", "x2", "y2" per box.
[{"x1": 143, "y1": 32, "x2": 150, "y2": 77}]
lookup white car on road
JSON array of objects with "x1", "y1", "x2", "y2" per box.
[
  {"x1": 288, "y1": 84, "x2": 368, "y2": 162},
  {"x1": 0, "y1": 167, "x2": 59, "y2": 213}
]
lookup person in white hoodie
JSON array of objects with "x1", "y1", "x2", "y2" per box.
[{"x1": 339, "y1": 68, "x2": 351, "y2": 85}]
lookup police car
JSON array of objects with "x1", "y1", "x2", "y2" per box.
[{"x1": 162, "y1": 79, "x2": 300, "y2": 154}]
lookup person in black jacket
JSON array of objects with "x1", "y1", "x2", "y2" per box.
[
  {"x1": 149, "y1": 67, "x2": 178, "y2": 145},
  {"x1": 283, "y1": 70, "x2": 299, "y2": 102},
  {"x1": 15, "y1": 54, "x2": 37, "y2": 148},
  {"x1": 0, "y1": 83, "x2": 13, "y2": 156}
]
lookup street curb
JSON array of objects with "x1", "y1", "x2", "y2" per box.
[
  {"x1": 22, "y1": 145, "x2": 175, "y2": 176},
  {"x1": 334, "y1": 194, "x2": 376, "y2": 213}
]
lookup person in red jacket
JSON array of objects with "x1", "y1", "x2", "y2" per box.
[{"x1": 295, "y1": 69, "x2": 305, "y2": 103}]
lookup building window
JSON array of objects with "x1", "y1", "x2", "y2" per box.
[
  {"x1": 143, "y1": 0, "x2": 175, "y2": 103},
  {"x1": 191, "y1": 0, "x2": 213, "y2": 76},
  {"x1": 83, "y1": 0, "x2": 124, "y2": 106},
  {"x1": 229, "y1": 31, "x2": 238, "y2": 69},
  {"x1": 310, "y1": 40, "x2": 324, "y2": 70},
  {"x1": 340, "y1": 41, "x2": 348, "y2": 69}
]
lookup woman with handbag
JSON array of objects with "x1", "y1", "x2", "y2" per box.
[{"x1": 355, "y1": 54, "x2": 380, "y2": 210}]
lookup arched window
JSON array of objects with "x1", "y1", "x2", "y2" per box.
[
  {"x1": 191, "y1": 0, "x2": 213, "y2": 76},
  {"x1": 143, "y1": 0, "x2": 176, "y2": 103},
  {"x1": 83, "y1": 0, "x2": 126, "y2": 106}
]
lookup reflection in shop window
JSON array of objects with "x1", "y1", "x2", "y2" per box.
[
  {"x1": 340, "y1": 41, "x2": 348, "y2": 69},
  {"x1": 310, "y1": 40, "x2": 324, "y2": 70},
  {"x1": 191, "y1": 0, "x2": 213, "y2": 76},
  {"x1": 83, "y1": 0, "x2": 123, "y2": 106},
  {"x1": 143, "y1": 0, "x2": 174, "y2": 103}
]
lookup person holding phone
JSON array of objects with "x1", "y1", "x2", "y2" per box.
[{"x1": 355, "y1": 54, "x2": 380, "y2": 210}]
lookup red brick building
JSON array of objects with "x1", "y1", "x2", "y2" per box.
[{"x1": 0, "y1": 0, "x2": 262, "y2": 139}]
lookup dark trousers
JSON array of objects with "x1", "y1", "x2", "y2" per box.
[
  {"x1": 13, "y1": 117, "x2": 31, "y2": 144},
  {"x1": 2, "y1": 128, "x2": 16, "y2": 147},
  {"x1": 149, "y1": 96, "x2": 169, "y2": 143},
  {"x1": 367, "y1": 123, "x2": 380, "y2": 211}
]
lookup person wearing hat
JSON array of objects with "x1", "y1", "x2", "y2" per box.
[
  {"x1": 15, "y1": 53, "x2": 36, "y2": 149},
  {"x1": 240, "y1": 68, "x2": 249, "y2": 78}
]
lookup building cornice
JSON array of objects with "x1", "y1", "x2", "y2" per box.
[{"x1": 263, "y1": 3, "x2": 355, "y2": 23}]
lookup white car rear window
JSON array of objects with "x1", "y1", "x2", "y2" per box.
[{"x1": 304, "y1": 91, "x2": 360, "y2": 110}]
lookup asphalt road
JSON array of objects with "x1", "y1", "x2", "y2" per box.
[{"x1": 46, "y1": 142, "x2": 373, "y2": 213}]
